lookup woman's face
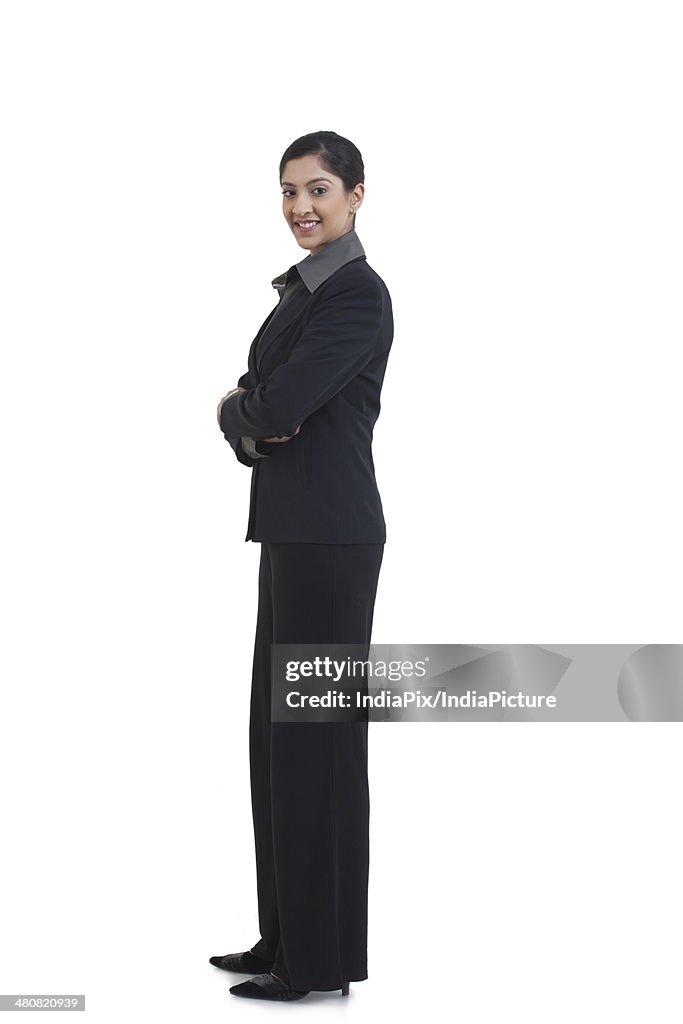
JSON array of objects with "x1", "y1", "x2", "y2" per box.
[{"x1": 281, "y1": 154, "x2": 363, "y2": 256}]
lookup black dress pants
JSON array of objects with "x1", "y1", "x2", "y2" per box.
[{"x1": 247, "y1": 542, "x2": 384, "y2": 992}]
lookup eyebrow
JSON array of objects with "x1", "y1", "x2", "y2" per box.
[{"x1": 280, "y1": 177, "x2": 333, "y2": 187}]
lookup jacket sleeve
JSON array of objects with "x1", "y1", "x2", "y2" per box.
[
  {"x1": 223, "y1": 371, "x2": 273, "y2": 466},
  {"x1": 219, "y1": 274, "x2": 383, "y2": 441}
]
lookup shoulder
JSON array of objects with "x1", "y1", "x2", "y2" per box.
[{"x1": 312, "y1": 257, "x2": 391, "y2": 308}]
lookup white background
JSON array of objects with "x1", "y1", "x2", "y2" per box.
[{"x1": 1, "y1": 1, "x2": 681, "y2": 1021}]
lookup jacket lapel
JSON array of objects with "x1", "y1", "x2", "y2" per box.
[
  {"x1": 256, "y1": 287, "x2": 310, "y2": 377},
  {"x1": 247, "y1": 305, "x2": 280, "y2": 383}
]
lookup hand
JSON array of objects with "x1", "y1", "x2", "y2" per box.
[
  {"x1": 217, "y1": 387, "x2": 246, "y2": 426},
  {"x1": 263, "y1": 424, "x2": 301, "y2": 443}
]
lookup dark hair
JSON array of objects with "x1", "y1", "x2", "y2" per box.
[{"x1": 279, "y1": 131, "x2": 365, "y2": 226}]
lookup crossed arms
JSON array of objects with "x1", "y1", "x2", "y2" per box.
[{"x1": 218, "y1": 274, "x2": 383, "y2": 457}]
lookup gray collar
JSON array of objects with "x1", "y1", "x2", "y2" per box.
[{"x1": 271, "y1": 228, "x2": 365, "y2": 295}]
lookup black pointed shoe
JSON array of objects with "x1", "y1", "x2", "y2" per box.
[
  {"x1": 209, "y1": 950, "x2": 274, "y2": 973},
  {"x1": 229, "y1": 971, "x2": 310, "y2": 1001}
]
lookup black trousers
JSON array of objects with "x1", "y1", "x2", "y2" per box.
[{"x1": 247, "y1": 542, "x2": 384, "y2": 992}]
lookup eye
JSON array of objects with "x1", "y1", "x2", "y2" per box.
[{"x1": 281, "y1": 187, "x2": 327, "y2": 198}]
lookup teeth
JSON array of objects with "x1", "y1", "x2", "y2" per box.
[{"x1": 297, "y1": 221, "x2": 319, "y2": 227}]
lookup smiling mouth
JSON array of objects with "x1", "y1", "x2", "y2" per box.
[{"x1": 295, "y1": 221, "x2": 320, "y2": 230}]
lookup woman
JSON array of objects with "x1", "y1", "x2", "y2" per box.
[{"x1": 211, "y1": 131, "x2": 394, "y2": 1001}]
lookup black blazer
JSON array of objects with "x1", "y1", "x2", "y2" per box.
[{"x1": 220, "y1": 253, "x2": 393, "y2": 543}]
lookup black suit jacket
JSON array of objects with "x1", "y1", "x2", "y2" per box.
[{"x1": 220, "y1": 254, "x2": 393, "y2": 543}]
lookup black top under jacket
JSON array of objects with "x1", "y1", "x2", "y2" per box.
[{"x1": 219, "y1": 229, "x2": 394, "y2": 544}]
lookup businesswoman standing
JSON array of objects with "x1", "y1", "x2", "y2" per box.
[{"x1": 212, "y1": 131, "x2": 393, "y2": 1002}]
